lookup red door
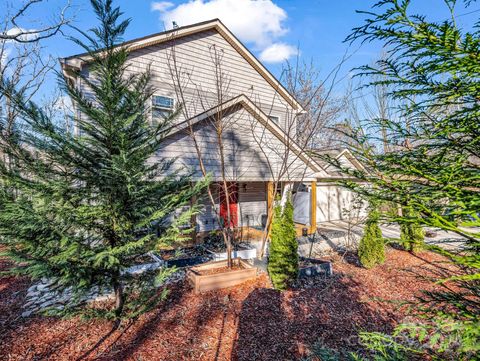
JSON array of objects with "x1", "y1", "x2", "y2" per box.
[{"x1": 219, "y1": 182, "x2": 238, "y2": 228}]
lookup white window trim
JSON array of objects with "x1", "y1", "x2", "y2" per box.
[
  {"x1": 151, "y1": 94, "x2": 175, "y2": 122},
  {"x1": 268, "y1": 115, "x2": 280, "y2": 123}
]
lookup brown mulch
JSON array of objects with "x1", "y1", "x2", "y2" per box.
[{"x1": 0, "y1": 249, "x2": 451, "y2": 361}]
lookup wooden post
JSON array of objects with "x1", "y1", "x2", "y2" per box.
[
  {"x1": 190, "y1": 192, "x2": 197, "y2": 243},
  {"x1": 310, "y1": 181, "x2": 317, "y2": 234},
  {"x1": 266, "y1": 181, "x2": 275, "y2": 238},
  {"x1": 259, "y1": 181, "x2": 276, "y2": 258}
]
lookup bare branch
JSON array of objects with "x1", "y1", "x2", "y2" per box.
[{"x1": 0, "y1": 0, "x2": 71, "y2": 43}]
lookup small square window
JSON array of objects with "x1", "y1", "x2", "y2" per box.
[
  {"x1": 152, "y1": 95, "x2": 174, "y2": 122},
  {"x1": 153, "y1": 95, "x2": 174, "y2": 109},
  {"x1": 268, "y1": 115, "x2": 279, "y2": 123}
]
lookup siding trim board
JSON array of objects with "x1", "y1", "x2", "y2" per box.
[{"x1": 60, "y1": 19, "x2": 303, "y2": 112}]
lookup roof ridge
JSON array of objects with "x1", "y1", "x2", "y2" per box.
[
  {"x1": 59, "y1": 19, "x2": 304, "y2": 112},
  {"x1": 61, "y1": 18, "x2": 222, "y2": 61}
]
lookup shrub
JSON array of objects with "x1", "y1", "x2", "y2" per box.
[
  {"x1": 358, "y1": 207, "x2": 385, "y2": 269},
  {"x1": 305, "y1": 339, "x2": 358, "y2": 361},
  {"x1": 268, "y1": 199, "x2": 298, "y2": 290},
  {"x1": 400, "y1": 207, "x2": 425, "y2": 253}
]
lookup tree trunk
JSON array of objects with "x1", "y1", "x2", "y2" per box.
[
  {"x1": 226, "y1": 241, "x2": 232, "y2": 268},
  {"x1": 223, "y1": 229, "x2": 233, "y2": 268},
  {"x1": 113, "y1": 278, "x2": 124, "y2": 320},
  {"x1": 260, "y1": 181, "x2": 275, "y2": 258}
]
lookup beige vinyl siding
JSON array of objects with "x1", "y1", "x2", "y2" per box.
[
  {"x1": 73, "y1": 27, "x2": 310, "y2": 183},
  {"x1": 196, "y1": 188, "x2": 220, "y2": 233},
  {"x1": 75, "y1": 27, "x2": 298, "y2": 140},
  {"x1": 155, "y1": 106, "x2": 316, "y2": 182},
  {"x1": 323, "y1": 153, "x2": 359, "y2": 175},
  {"x1": 337, "y1": 154, "x2": 357, "y2": 170},
  {"x1": 123, "y1": 29, "x2": 296, "y2": 130}
]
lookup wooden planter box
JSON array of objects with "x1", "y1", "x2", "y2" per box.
[{"x1": 187, "y1": 258, "x2": 257, "y2": 294}]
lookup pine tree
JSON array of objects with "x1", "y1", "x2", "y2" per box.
[
  {"x1": 358, "y1": 206, "x2": 385, "y2": 269},
  {"x1": 0, "y1": 0, "x2": 205, "y2": 321},
  {"x1": 268, "y1": 198, "x2": 298, "y2": 290},
  {"x1": 329, "y1": 0, "x2": 480, "y2": 357}
]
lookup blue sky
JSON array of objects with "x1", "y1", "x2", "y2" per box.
[
  {"x1": 3, "y1": 0, "x2": 479, "y2": 99},
  {"x1": 44, "y1": 0, "x2": 387, "y2": 78}
]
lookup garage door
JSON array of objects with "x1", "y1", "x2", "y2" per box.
[{"x1": 316, "y1": 185, "x2": 364, "y2": 222}]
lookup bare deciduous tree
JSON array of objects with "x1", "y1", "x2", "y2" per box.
[
  {"x1": 283, "y1": 59, "x2": 345, "y2": 149},
  {"x1": 164, "y1": 32, "x2": 350, "y2": 261},
  {"x1": 0, "y1": 0, "x2": 71, "y2": 43},
  {"x1": 0, "y1": 41, "x2": 54, "y2": 140},
  {"x1": 0, "y1": 1, "x2": 72, "y2": 167}
]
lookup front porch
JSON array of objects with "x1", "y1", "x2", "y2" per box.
[
  {"x1": 191, "y1": 180, "x2": 318, "y2": 244},
  {"x1": 222, "y1": 222, "x2": 317, "y2": 241}
]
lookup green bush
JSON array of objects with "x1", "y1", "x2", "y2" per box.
[
  {"x1": 400, "y1": 207, "x2": 425, "y2": 253},
  {"x1": 358, "y1": 207, "x2": 385, "y2": 269},
  {"x1": 303, "y1": 340, "x2": 358, "y2": 361},
  {"x1": 268, "y1": 199, "x2": 298, "y2": 290}
]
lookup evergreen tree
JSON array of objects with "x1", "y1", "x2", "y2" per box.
[
  {"x1": 0, "y1": 0, "x2": 205, "y2": 321},
  {"x1": 268, "y1": 198, "x2": 298, "y2": 290},
  {"x1": 358, "y1": 206, "x2": 385, "y2": 269},
  {"x1": 325, "y1": 0, "x2": 480, "y2": 357}
]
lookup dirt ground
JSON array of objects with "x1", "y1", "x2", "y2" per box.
[{"x1": 0, "y1": 249, "x2": 449, "y2": 360}]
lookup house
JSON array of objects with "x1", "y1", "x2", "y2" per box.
[{"x1": 60, "y1": 19, "x2": 365, "y2": 242}]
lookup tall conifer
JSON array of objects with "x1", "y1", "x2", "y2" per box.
[
  {"x1": 268, "y1": 198, "x2": 298, "y2": 290},
  {"x1": 327, "y1": 0, "x2": 480, "y2": 357},
  {"x1": 0, "y1": 0, "x2": 205, "y2": 320}
]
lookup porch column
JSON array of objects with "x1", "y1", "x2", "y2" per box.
[
  {"x1": 266, "y1": 181, "x2": 275, "y2": 238},
  {"x1": 310, "y1": 181, "x2": 317, "y2": 234}
]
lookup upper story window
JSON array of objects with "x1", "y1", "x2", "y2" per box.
[
  {"x1": 152, "y1": 95, "x2": 174, "y2": 122},
  {"x1": 268, "y1": 115, "x2": 280, "y2": 123}
]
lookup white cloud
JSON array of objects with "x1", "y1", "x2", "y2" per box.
[
  {"x1": 151, "y1": 1, "x2": 174, "y2": 12},
  {"x1": 151, "y1": 0, "x2": 297, "y2": 62},
  {"x1": 259, "y1": 42, "x2": 298, "y2": 63},
  {"x1": 3, "y1": 27, "x2": 38, "y2": 42}
]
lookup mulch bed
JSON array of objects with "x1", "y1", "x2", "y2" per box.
[{"x1": 0, "y1": 249, "x2": 452, "y2": 361}]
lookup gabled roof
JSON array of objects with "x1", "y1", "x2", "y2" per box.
[
  {"x1": 336, "y1": 149, "x2": 367, "y2": 173},
  {"x1": 310, "y1": 148, "x2": 367, "y2": 179},
  {"x1": 60, "y1": 19, "x2": 304, "y2": 112},
  {"x1": 164, "y1": 94, "x2": 329, "y2": 179}
]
